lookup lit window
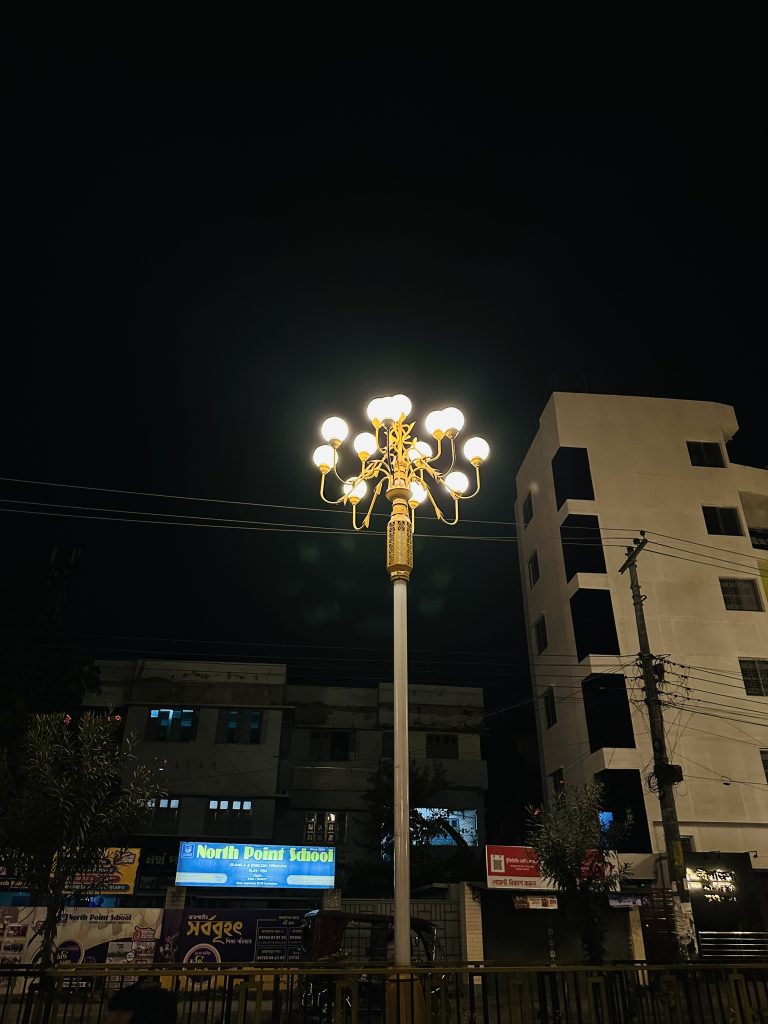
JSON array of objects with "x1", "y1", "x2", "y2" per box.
[{"x1": 304, "y1": 811, "x2": 346, "y2": 844}]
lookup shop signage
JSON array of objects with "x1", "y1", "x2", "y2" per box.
[
  {"x1": 175, "y1": 843, "x2": 335, "y2": 889},
  {"x1": 0, "y1": 849, "x2": 140, "y2": 895},
  {"x1": 485, "y1": 845, "x2": 556, "y2": 890},
  {"x1": 513, "y1": 895, "x2": 558, "y2": 910}
]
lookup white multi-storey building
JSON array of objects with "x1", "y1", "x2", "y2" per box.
[{"x1": 515, "y1": 393, "x2": 768, "y2": 872}]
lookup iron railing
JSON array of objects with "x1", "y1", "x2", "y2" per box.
[{"x1": 2, "y1": 962, "x2": 768, "y2": 1024}]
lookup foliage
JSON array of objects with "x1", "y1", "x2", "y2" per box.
[
  {"x1": 526, "y1": 782, "x2": 632, "y2": 964},
  {"x1": 0, "y1": 712, "x2": 157, "y2": 967},
  {"x1": 341, "y1": 759, "x2": 482, "y2": 895}
]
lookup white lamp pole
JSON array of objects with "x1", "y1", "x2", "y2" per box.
[{"x1": 312, "y1": 396, "x2": 489, "y2": 966}]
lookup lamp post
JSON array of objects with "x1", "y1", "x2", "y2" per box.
[{"x1": 311, "y1": 394, "x2": 489, "y2": 967}]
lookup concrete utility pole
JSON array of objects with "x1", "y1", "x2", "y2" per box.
[{"x1": 619, "y1": 533, "x2": 697, "y2": 958}]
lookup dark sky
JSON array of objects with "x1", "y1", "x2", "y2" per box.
[{"x1": 3, "y1": 14, "x2": 765, "y2": 724}]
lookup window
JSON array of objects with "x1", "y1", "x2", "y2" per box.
[
  {"x1": 582, "y1": 674, "x2": 635, "y2": 752},
  {"x1": 528, "y1": 551, "x2": 540, "y2": 588},
  {"x1": 740, "y1": 659, "x2": 768, "y2": 697},
  {"x1": 543, "y1": 689, "x2": 557, "y2": 728},
  {"x1": 551, "y1": 447, "x2": 595, "y2": 509},
  {"x1": 522, "y1": 492, "x2": 534, "y2": 527},
  {"x1": 560, "y1": 514, "x2": 607, "y2": 581},
  {"x1": 595, "y1": 769, "x2": 651, "y2": 852},
  {"x1": 305, "y1": 811, "x2": 346, "y2": 844},
  {"x1": 570, "y1": 589, "x2": 621, "y2": 661},
  {"x1": 720, "y1": 578, "x2": 763, "y2": 612},
  {"x1": 309, "y1": 730, "x2": 355, "y2": 761},
  {"x1": 749, "y1": 527, "x2": 768, "y2": 550},
  {"x1": 549, "y1": 768, "x2": 564, "y2": 794},
  {"x1": 681, "y1": 836, "x2": 695, "y2": 857},
  {"x1": 703, "y1": 506, "x2": 743, "y2": 536},
  {"x1": 146, "y1": 708, "x2": 198, "y2": 742},
  {"x1": 204, "y1": 798, "x2": 253, "y2": 835},
  {"x1": 426, "y1": 733, "x2": 459, "y2": 759},
  {"x1": 687, "y1": 441, "x2": 725, "y2": 468},
  {"x1": 216, "y1": 709, "x2": 263, "y2": 744},
  {"x1": 147, "y1": 797, "x2": 181, "y2": 834},
  {"x1": 534, "y1": 615, "x2": 548, "y2": 654},
  {"x1": 761, "y1": 750, "x2": 768, "y2": 785}
]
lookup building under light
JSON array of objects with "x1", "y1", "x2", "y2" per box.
[{"x1": 515, "y1": 393, "x2": 768, "y2": 923}]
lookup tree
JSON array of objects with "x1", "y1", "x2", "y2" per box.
[
  {"x1": 526, "y1": 782, "x2": 632, "y2": 965},
  {"x1": 341, "y1": 759, "x2": 481, "y2": 895},
  {"x1": 0, "y1": 712, "x2": 157, "y2": 967}
]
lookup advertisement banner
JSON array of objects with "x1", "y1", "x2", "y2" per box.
[
  {"x1": 485, "y1": 845, "x2": 556, "y2": 890},
  {"x1": 158, "y1": 908, "x2": 307, "y2": 964},
  {"x1": 0, "y1": 908, "x2": 37, "y2": 966},
  {"x1": 0, "y1": 849, "x2": 141, "y2": 895},
  {"x1": 513, "y1": 895, "x2": 558, "y2": 910},
  {"x1": 21, "y1": 908, "x2": 163, "y2": 965},
  {"x1": 175, "y1": 843, "x2": 335, "y2": 889}
]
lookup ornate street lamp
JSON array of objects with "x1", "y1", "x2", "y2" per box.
[{"x1": 312, "y1": 395, "x2": 489, "y2": 966}]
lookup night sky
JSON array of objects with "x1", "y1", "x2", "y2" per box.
[{"x1": 3, "y1": 12, "x2": 765, "y2": 789}]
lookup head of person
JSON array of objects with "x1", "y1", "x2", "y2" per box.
[{"x1": 105, "y1": 983, "x2": 177, "y2": 1024}]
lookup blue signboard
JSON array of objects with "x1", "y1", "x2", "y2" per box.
[{"x1": 175, "y1": 843, "x2": 335, "y2": 889}]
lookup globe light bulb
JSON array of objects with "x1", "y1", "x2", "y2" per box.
[
  {"x1": 442, "y1": 407, "x2": 464, "y2": 437},
  {"x1": 378, "y1": 396, "x2": 398, "y2": 424},
  {"x1": 444, "y1": 470, "x2": 469, "y2": 495},
  {"x1": 409, "y1": 481, "x2": 428, "y2": 506},
  {"x1": 463, "y1": 436, "x2": 490, "y2": 465},
  {"x1": 343, "y1": 478, "x2": 368, "y2": 504},
  {"x1": 312, "y1": 445, "x2": 336, "y2": 473},
  {"x1": 321, "y1": 416, "x2": 349, "y2": 446},
  {"x1": 425, "y1": 410, "x2": 445, "y2": 438},
  {"x1": 391, "y1": 393, "x2": 412, "y2": 420},
  {"x1": 367, "y1": 398, "x2": 386, "y2": 427},
  {"x1": 354, "y1": 432, "x2": 378, "y2": 460}
]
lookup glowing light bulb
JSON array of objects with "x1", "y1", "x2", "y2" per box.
[
  {"x1": 425, "y1": 410, "x2": 445, "y2": 438},
  {"x1": 391, "y1": 393, "x2": 412, "y2": 419},
  {"x1": 444, "y1": 470, "x2": 469, "y2": 495},
  {"x1": 463, "y1": 436, "x2": 490, "y2": 464},
  {"x1": 367, "y1": 398, "x2": 386, "y2": 427},
  {"x1": 441, "y1": 407, "x2": 464, "y2": 436},
  {"x1": 321, "y1": 416, "x2": 349, "y2": 446},
  {"x1": 354, "y1": 432, "x2": 378, "y2": 460},
  {"x1": 343, "y1": 478, "x2": 368, "y2": 504},
  {"x1": 312, "y1": 445, "x2": 336, "y2": 473},
  {"x1": 409, "y1": 481, "x2": 428, "y2": 505},
  {"x1": 378, "y1": 396, "x2": 398, "y2": 423}
]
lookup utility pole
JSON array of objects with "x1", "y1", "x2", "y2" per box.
[{"x1": 619, "y1": 533, "x2": 696, "y2": 959}]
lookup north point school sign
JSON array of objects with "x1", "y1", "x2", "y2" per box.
[{"x1": 175, "y1": 844, "x2": 336, "y2": 889}]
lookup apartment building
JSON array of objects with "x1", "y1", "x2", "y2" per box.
[{"x1": 515, "y1": 393, "x2": 768, "y2": 872}]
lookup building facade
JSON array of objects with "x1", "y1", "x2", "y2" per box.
[
  {"x1": 89, "y1": 661, "x2": 487, "y2": 902},
  {"x1": 515, "y1": 393, "x2": 768, "y2": 872}
]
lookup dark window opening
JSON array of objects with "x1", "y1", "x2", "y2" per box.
[
  {"x1": 595, "y1": 768, "x2": 651, "y2": 852},
  {"x1": 681, "y1": 836, "x2": 695, "y2": 856},
  {"x1": 560, "y1": 514, "x2": 607, "y2": 581},
  {"x1": 216, "y1": 709, "x2": 263, "y2": 744},
  {"x1": 549, "y1": 768, "x2": 564, "y2": 794},
  {"x1": 687, "y1": 441, "x2": 725, "y2": 468},
  {"x1": 552, "y1": 447, "x2": 595, "y2": 509},
  {"x1": 570, "y1": 589, "x2": 621, "y2": 662},
  {"x1": 534, "y1": 615, "x2": 548, "y2": 654},
  {"x1": 703, "y1": 506, "x2": 743, "y2": 536},
  {"x1": 543, "y1": 689, "x2": 557, "y2": 728},
  {"x1": 761, "y1": 750, "x2": 768, "y2": 785},
  {"x1": 305, "y1": 811, "x2": 346, "y2": 844},
  {"x1": 309, "y1": 730, "x2": 355, "y2": 761},
  {"x1": 426, "y1": 733, "x2": 459, "y2": 759},
  {"x1": 720, "y1": 578, "x2": 763, "y2": 612},
  {"x1": 522, "y1": 493, "x2": 534, "y2": 527},
  {"x1": 146, "y1": 708, "x2": 198, "y2": 743},
  {"x1": 528, "y1": 551, "x2": 540, "y2": 588},
  {"x1": 750, "y1": 527, "x2": 768, "y2": 550},
  {"x1": 204, "y1": 799, "x2": 253, "y2": 836},
  {"x1": 582, "y1": 674, "x2": 635, "y2": 752},
  {"x1": 146, "y1": 797, "x2": 181, "y2": 834},
  {"x1": 740, "y1": 659, "x2": 768, "y2": 697}
]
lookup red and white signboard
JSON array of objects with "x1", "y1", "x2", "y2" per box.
[{"x1": 485, "y1": 845, "x2": 556, "y2": 890}]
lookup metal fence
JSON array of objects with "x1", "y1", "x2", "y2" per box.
[{"x1": 3, "y1": 962, "x2": 768, "y2": 1024}]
